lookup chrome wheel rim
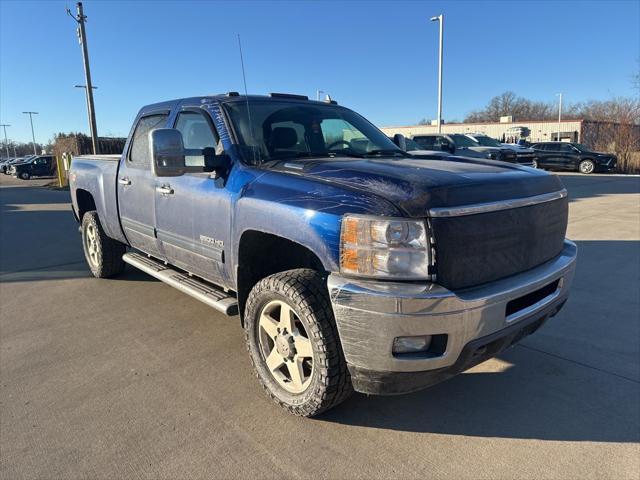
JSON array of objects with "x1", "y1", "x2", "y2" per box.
[
  {"x1": 84, "y1": 223, "x2": 100, "y2": 268},
  {"x1": 580, "y1": 161, "x2": 594, "y2": 173},
  {"x1": 532, "y1": 160, "x2": 538, "y2": 168},
  {"x1": 258, "y1": 300, "x2": 314, "y2": 394}
]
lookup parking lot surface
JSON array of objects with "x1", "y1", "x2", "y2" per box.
[{"x1": 1, "y1": 172, "x2": 639, "y2": 479}]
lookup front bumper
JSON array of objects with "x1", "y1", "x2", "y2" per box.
[{"x1": 328, "y1": 240, "x2": 577, "y2": 395}]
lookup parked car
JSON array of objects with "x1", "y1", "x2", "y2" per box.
[
  {"x1": 463, "y1": 133, "x2": 534, "y2": 167},
  {"x1": 11, "y1": 155, "x2": 55, "y2": 179},
  {"x1": 70, "y1": 93, "x2": 576, "y2": 417},
  {"x1": 500, "y1": 142, "x2": 537, "y2": 167},
  {"x1": 530, "y1": 142, "x2": 617, "y2": 174},
  {"x1": 3, "y1": 156, "x2": 33, "y2": 174},
  {"x1": 0, "y1": 158, "x2": 15, "y2": 173},
  {"x1": 411, "y1": 133, "x2": 517, "y2": 163},
  {"x1": 388, "y1": 134, "x2": 452, "y2": 159}
]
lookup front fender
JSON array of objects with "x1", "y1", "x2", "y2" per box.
[{"x1": 230, "y1": 170, "x2": 401, "y2": 275}]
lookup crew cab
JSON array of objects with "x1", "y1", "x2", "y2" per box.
[
  {"x1": 11, "y1": 155, "x2": 55, "y2": 179},
  {"x1": 69, "y1": 93, "x2": 576, "y2": 416},
  {"x1": 530, "y1": 142, "x2": 617, "y2": 174}
]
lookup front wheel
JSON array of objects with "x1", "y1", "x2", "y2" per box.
[
  {"x1": 81, "y1": 211, "x2": 126, "y2": 278},
  {"x1": 579, "y1": 159, "x2": 595, "y2": 174},
  {"x1": 244, "y1": 269, "x2": 353, "y2": 416},
  {"x1": 19, "y1": 172, "x2": 30, "y2": 180},
  {"x1": 532, "y1": 159, "x2": 538, "y2": 169}
]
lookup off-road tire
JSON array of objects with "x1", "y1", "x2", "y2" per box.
[
  {"x1": 244, "y1": 269, "x2": 353, "y2": 416},
  {"x1": 579, "y1": 159, "x2": 595, "y2": 174},
  {"x1": 81, "y1": 211, "x2": 126, "y2": 278},
  {"x1": 19, "y1": 172, "x2": 30, "y2": 180}
]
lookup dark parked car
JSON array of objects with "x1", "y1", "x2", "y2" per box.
[
  {"x1": 11, "y1": 155, "x2": 55, "y2": 179},
  {"x1": 530, "y1": 142, "x2": 617, "y2": 174}
]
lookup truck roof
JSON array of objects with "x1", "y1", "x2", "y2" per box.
[{"x1": 139, "y1": 93, "x2": 335, "y2": 115}]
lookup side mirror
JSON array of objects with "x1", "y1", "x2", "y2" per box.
[
  {"x1": 202, "y1": 147, "x2": 231, "y2": 178},
  {"x1": 150, "y1": 128, "x2": 186, "y2": 177},
  {"x1": 392, "y1": 134, "x2": 407, "y2": 151}
]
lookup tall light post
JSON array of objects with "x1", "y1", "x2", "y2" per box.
[
  {"x1": 316, "y1": 89, "x2": 325, "y2": 101},
  {"x1": 0, "y1": 124, "x2": 10, "y2": 160},
  {"x1": 22, "y1": 112, "x2": 39, "y2": 155},
  {"x1": 556, "y1": 93, "x2": 562, "y2": 142},
  {"x1": 67, "y1": 2, "x2": 99, "y2": 154},
  {"x1": 430, "y1": 14, "x2": 444, "y2": 133}
]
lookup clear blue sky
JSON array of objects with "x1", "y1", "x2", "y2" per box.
[{"x1": 1, "y1": 0, "x2": 638, "y2": 144}]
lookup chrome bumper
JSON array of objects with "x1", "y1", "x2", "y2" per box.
[{"x1": 328, "y1": 240, "x2": 577, "y2": 374}]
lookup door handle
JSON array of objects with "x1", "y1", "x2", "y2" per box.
[
  {"x1": 156, "y1": 184, "x2": 174, "y2": 195},
  {"x1": 118, "y1": 177, "x2": 131, "y2": 186}
]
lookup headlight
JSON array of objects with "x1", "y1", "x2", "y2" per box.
[{"x1": 340, "y1": 215, "x2": 430, "y2": 279}]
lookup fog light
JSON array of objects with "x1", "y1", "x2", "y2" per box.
[{"x1": 393, "y1": 335, "x2": 432, "y2": 354}]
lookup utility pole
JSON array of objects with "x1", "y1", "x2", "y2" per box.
[
  {"x1": 556, "y1": 93, "x2": 562, "y2": 142},
  {"x1": 430, "y1": 14, "x2": 444, "y2": 133},
  {"x1": 0, "y1": 124, "x2": 10, "y2": 160},
  {"x1": 22, "y1": 112, "x2": 39, "y2": 155},
  {"x1": 68, "y1": 2, "x2": 99, "y2": 154}
]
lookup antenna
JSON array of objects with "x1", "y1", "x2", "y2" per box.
[{"x1": 237, "y1": 34, "x2": 257, "y2": 164}]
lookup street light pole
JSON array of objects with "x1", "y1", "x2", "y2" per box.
[
  {"x1": 556, "y1": 93, "x2": 562, "y2": 142},
  {"x1": 316, "y1": 89, "x2": 325, "y2": 101},
  {"x1": 430, "y1": 14, "x2": 444, "y2": 133},
  {"x1": 68, "y1": 2, "x2": 99, "y2": 154},
  {"x1": 0, "y1": 124, "x2": 10, "y2": 160},
  {"x1": 22, "y1": 112, "x2": 39, "y2": 155}
]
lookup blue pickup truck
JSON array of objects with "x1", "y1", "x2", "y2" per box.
[{"x1": 69, "y1": 93, "x2": 577, "y2": 416}]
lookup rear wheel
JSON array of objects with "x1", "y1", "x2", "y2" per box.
[
  {"x1": 579, "y1": 159, "x2": 595, "y2": 174},
  {"x1": 81, "y1": 211, "x2": 126, "y2": 278},
  {"x1": 532, "y1": 159, "x2": 538, "y2": 169},
  {"x1": 244, "y1": 269, "x2": 352, "y2": 416}
]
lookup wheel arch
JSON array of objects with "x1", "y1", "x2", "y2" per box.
[
  {"x1": 236, "y1": 230, "x2": 327, "y2": 324},
  {"x1": 75, "y1": 188, "x2": 97, "y2": 221}
]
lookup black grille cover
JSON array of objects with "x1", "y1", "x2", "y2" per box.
[{"x1": 431, "y1": 197, "x2": 568, "y2": 290}]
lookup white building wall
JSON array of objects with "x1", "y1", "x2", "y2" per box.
[{"x1": 380, "y1": 120, "x2": 583, "y2": 143}]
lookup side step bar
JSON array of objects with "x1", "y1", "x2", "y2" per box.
[{"x1": 122, "y1": 252, "x2": 239, "y2": 316}]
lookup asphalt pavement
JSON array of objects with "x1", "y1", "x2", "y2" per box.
[{"x1": 1, "y1": 172, "x2": 638, "y2": 479}]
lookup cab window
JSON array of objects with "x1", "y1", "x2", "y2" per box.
[
  {"x1": 174, "y1": 111, "x2": 221, "y2": 166},
  {"x1": 129, "y1": 114, "x2": 169, "y2": 168}
]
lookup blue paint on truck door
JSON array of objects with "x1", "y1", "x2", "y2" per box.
[
  {"x1": 117, "y1": 113, "x2": 169, "y2": 259},
  {"x1": 153, "y1": 108, "x2": 230, "y2": 286}
]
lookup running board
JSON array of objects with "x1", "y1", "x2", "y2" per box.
[{"x1": 122, "y1": 252, "x2": 239, "y2": 316}]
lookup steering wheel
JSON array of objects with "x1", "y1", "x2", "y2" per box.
[{"x1": 327, "y1": 140, "x2": 352, "y2": 150}]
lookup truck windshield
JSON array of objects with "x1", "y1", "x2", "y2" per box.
[
  {"x1": 470, "y1": 135, "x2": 503, "y2": 147},
  {"x1": 223, "y1": 100, "x2": 403, "y2": 163}
]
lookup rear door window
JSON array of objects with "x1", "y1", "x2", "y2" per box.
[{"x1": 128, "y1": 114, "x2": 169, "y2": 168}]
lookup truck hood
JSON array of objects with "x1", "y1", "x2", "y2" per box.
[{"x1": 272, "y1": 155, "x2": 565, "y2": 217}]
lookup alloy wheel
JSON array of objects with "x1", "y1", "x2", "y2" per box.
[
  {"x1": 257, "y1": 299, "x2": 314, "y2": 394},
  {"x1": 84, "y1": 223, "x2": 100, "y2": 267}
]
